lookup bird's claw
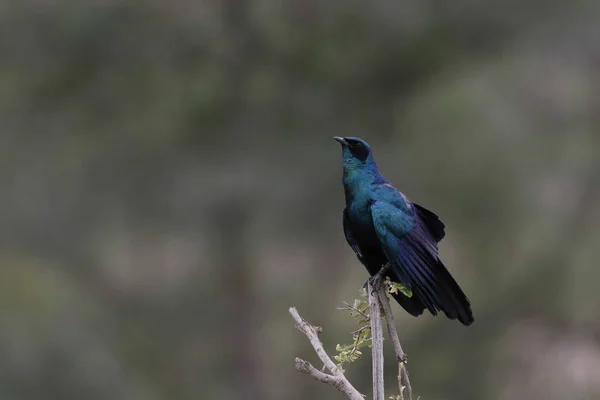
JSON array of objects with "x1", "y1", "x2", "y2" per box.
[
  {"x1": 362, "y1": 262, "x2": 392, "y2": 294},
  {"x1": 366, "y1": 262, "x2": 391, "y2": 292},
  {"x1": 362, "y1": 276, "x2": 377, "y2": 291},
  {"x1": 368, "y1": 273, "x2": 384, "y2": 292}
]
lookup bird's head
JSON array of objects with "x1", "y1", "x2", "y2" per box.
[{"x1": 333, "y1": 136, "x2": 377, "y2": 174}]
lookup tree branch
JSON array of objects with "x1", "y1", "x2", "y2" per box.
[
  {"x1": 368, "y1": 281, "x2": 385, "y2": 400},
  {"x1": 289, "y1": 307, "x2": 364, "y2": 400},
  {"x1": 377, "y1": 287, "x2": 413, "y2": 400},
  {"x1": 290, "y1": 260, "x2": 415, "y2": 400}
]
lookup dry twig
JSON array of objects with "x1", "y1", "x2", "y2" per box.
[
  {"x1": 289, "y1": 307, "x2": 364, "y2": 400},
  {"x1": 377, "y1": 286, "x2": 413, "y2": 400},
  {"x1": 290, "y1": 261, "x2": 414, "y2": 400},
  {"x1": 368, "y1": 281, "x2": 385, "y2": 400}
]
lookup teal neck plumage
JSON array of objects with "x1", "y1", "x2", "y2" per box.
[{"x1": 341, "y1": 148, "x2": 385, "y2": 205}]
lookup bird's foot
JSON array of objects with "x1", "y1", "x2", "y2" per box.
[
  {"x1": 363, "y1": 275, "x2": 382, "y2": 292},
  {"x1": 368, "y1": 262, "x2": 391, "y2": 292},
  {"x1": 368, "y1": 274, "x2": 383, "y2": 293}
]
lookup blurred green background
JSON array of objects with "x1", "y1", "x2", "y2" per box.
[{"x1": 1, "y1": 1, "x2": 600, "y2": 399}]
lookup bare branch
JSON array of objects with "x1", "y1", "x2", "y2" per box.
[
  {"x1": 368, "y1": 281, "x2": 385, "y2": 400},
  {"x1": 289, "y1": 307, "x2": 364, "y2": 400},
  {"x1": 290, "y1": 258, "x2": 415, "y2": 400},
  {"x1": 377, "y1": 287, "x2": 413, "y2": 400},
  {"x1": 294, "y1": 358, "x2": 340, "y2": 384},
  {"x1": 337, "y1": 301, "x2": 369, "y2": 318}
]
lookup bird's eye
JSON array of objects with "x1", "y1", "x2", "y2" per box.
[{"x1": 355, "y1": 142, "x2": 363, "y2": 148}]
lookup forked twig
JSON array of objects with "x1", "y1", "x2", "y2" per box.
[{"x1": 289, "y1": 307, "x2": 364, "y2": 400}]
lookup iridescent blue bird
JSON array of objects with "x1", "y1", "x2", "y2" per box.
[{"x1": 334, "y1": 136, "x2": 473, "y2": 326}]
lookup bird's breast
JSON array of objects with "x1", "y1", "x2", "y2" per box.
[
  {"x1": 348, "y1": 205, "x2": 372, "y2": 228},
  {"x1": 347, "y1": 204, "x2": 378, "y2": 244}
]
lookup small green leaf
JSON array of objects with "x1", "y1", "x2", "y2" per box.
[{"x1": 386, "y1": 277, "x2": 413, "y2": 298}]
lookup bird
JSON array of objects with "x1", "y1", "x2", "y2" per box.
[{"x1": 334, "y1": 136, "x2": 474, "y2": 326}]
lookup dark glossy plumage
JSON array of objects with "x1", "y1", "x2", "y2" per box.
[{"x1": 335, "y1": 136, "x2": 474, "y2": 326}]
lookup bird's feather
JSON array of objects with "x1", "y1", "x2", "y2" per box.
[
  {"x1": 342, "y1": 208, "x2": 363, "y2": 262},
  {"x1": 371, "y1": 201, "x2": 473, "y2": 325},
  {"x1": 342, "y1": 208, "x2": 427, "y2": 317},
  {"x1": 413, "y1": 203, "x2": 446, "y2": 242}
]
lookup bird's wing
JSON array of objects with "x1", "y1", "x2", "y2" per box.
[
  {"x1": 373, "y1": 183, "x2": 446, "y2": 242},
  {"x1": 344, "y1": 206, "x2": 427, "y2": 317},
  {"x1": 369, "y1": 201, "x2": 417, "y2": 291},
  {"x1": 342, "y1": 208, "x2": 363, "y2": 262},
  {"x1": 371, "y1": 201, "x2": 473, "y2": 325},
  {"x1": 412, "y1": 203, "x2": 446, "y2": 242}
]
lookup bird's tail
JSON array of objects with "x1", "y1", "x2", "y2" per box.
[
  {"x1": 387, "y1": 269, "x2": 427, "y2": 317},
  {"x1": 388, "y1": 266, "x2": 473, "y2": 326},
  {"x1": 395, "y1": 233, "x2": 474, "y2": 326},
  {"x1": 432, "y1": 260, "x2": 474, "y2": 326}
]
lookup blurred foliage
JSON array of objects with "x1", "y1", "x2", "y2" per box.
[
  {"x1": 335, "y1": 289, "x2": 371, "y2": 370},
  {"x1": 1, "y1": 0, "x2": 600, "y2": 400}
]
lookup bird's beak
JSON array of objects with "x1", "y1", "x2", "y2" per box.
[{"x1": 333, "y1": 136, "x2": 348, "y2": 146}]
